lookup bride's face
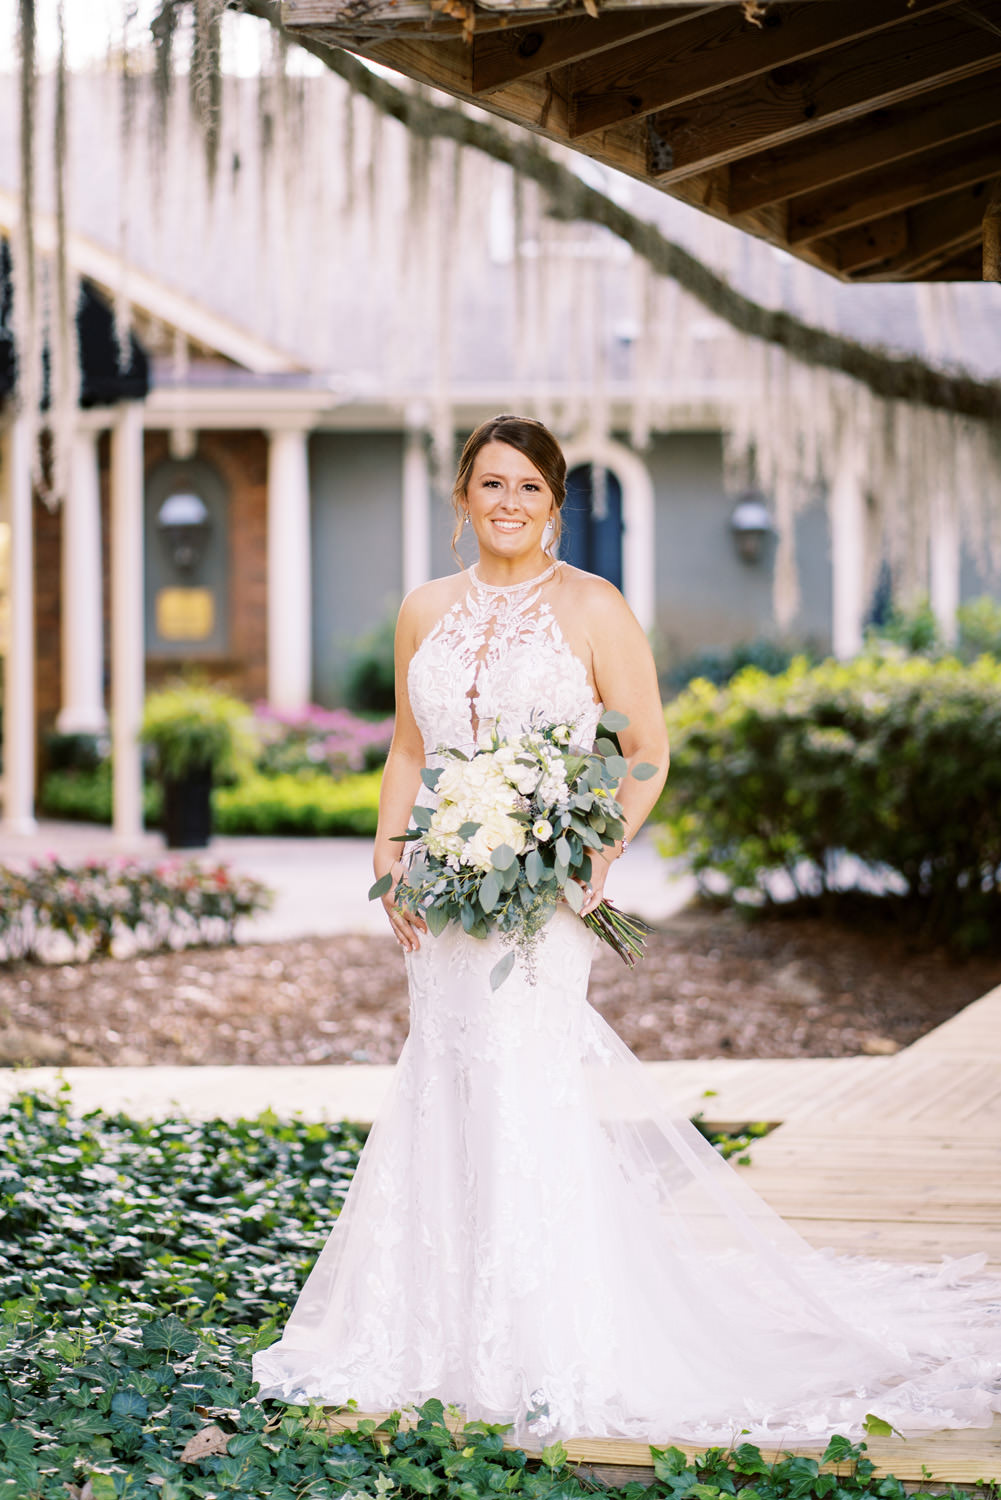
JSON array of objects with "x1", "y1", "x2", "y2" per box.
[{"x1": 464, "y1": 441, "x2": 555, "y2": 563}]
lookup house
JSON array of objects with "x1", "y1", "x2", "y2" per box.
[{"x1": 1, "y1": 57, "x2": 1000, "y2": 834}]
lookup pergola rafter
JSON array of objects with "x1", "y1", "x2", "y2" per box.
[{"x1": 282, "y1": 0, "x2": 1001, "y2": 282}]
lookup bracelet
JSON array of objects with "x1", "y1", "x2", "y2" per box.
[{"x1": 619, "y1": 837, "x2": 629, "y2": 858}]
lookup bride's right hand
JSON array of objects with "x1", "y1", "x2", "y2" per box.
[{"x1": 381, "y1": 859, "x2": 428, "y2": 953}]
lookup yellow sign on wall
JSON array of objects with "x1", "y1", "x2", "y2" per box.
[{"x1": 156, "y1": 587, "x2": 215, "y2": 642}]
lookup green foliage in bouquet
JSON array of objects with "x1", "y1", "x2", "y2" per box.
[
  {"x1": 657, "y1": 654, "x2": 1001, "y2": 950},
  {"x1": 371, "y1": 716, "x2": 657, "y2": 987}
]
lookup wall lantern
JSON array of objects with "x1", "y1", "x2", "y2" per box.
[
  {"x1": 729, "y1": 491, "x2": 776, "y2": 564},
  {"x1": 157, "y1": 491, "x2": 211, "y2": 575}
]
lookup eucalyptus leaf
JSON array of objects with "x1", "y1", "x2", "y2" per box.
[
  {"x1": 490, "y1": 844, "x2": 517, "y2": 871},
  {"x1": 426, "y1": 903, "x2": 450, "y2": 937},
  {"x1": 632, "y1": 761, "x2": 659, "y2": 780},
  {"x1": 604, "y1": 754, "x2": 628, "y2": 779},
  {"x1": 599, "y1": 710, "x2": 630, "y2": 732},
  {"x1": 368, "y1": 873, "x2": 393, "y2": 901},
  {"x1": 479, "y1": 871, "x2": 501, "y2": 914},
  {"x1": 563, "y1": 880, "x2": 585, "y2": 914},
  {"x1": 411, "y1": 805, "x2": 433, "y2": 831},
  {"x1": 457, "y1": 821, "x2": 482, "y2": 839},
  {"x1": 525, "y1": 850, "x2": 543, "y2": 888},
  {"x1": 419, "y1": 767, "x2": 442, "y2": 790},
  {"x1": 489, "y1": 951, "x2": 516, "y2": 990}
]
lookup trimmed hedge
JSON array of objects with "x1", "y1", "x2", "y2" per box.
[
  {"x1": 658, "y1": 654, "x2": 1001, "y2": 949},
  {"x1": 213, "y1": 770, "x2": 382, "y2": 837},
  {"x1": 39, "y1": 767, "x2": 382, "y2": 838}
]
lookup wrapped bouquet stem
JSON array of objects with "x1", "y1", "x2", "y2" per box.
[{"x1": 369, "y1": 714, "x2": 656, "y2": 988}]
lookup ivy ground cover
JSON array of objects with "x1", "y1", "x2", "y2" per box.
[{"x1": 0, "y1": 1089, "x2": 982, "y2": 1500}]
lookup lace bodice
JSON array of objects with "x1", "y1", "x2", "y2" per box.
[{"x1": 407, "y1": 562, "x2": 602, "y2": 763}]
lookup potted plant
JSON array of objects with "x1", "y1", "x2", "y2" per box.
[{"x1": 140, "y1": 680, "x2": 258, "y2": 849}]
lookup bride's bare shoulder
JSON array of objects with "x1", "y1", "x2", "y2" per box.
[{"x1": 557, "y1": 564, "x2": 629, "y2": 618}]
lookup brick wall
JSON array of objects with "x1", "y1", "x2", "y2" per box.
[{"x1": 33, "y1": 425, "x2": 270, "y2": 782}]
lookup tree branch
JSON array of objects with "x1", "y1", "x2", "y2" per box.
[{"x1": 232, "y1": 0, "x2": 1001, "y2": 422}]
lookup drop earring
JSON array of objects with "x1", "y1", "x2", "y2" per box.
[{"x1": 464, "y1": 512, "x2": 470, "y2": 525}]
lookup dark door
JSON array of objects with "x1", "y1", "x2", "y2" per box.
[{"x1": 559, "y1": 464, "x2": 624, "y2": 589}]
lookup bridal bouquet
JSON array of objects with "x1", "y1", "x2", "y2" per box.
[{"x1": 369, "y1": 715, "x2": 656, "y2": 988}]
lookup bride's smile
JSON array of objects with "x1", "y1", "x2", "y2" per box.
[{"x1": 464, "y1": 439, "x2": 556, "y2": 581}]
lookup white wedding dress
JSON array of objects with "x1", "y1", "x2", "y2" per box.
[{"x1": 254, "y1": 562, "x2": 1001, "y2": 1447}]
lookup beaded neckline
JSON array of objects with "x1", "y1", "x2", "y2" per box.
[{"x1": 469, "y1": 560, "x2": 561, "y2": 596}]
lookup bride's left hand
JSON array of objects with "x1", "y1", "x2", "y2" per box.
[{"x1": 578, "y1": 849, "x2": 612, "y2": 918}]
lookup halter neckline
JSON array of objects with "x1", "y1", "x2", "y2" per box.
[{"x1": 469, "y1": 560, "x2": 560, "y2": 596}]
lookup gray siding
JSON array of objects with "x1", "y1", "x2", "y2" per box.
[
  {"x1": 647, "y1": 432, "x2": 831, "y2": 668},
  {"x1": 310, "y1": 432, "x2": 404, "y2": 704}
]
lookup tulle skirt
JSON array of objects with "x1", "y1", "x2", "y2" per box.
[{"x1": 253, "y1": 908, "x2": 1001, "y2": 1446}]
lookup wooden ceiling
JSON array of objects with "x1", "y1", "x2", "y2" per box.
[{"x1": 281, "y1": 0, "x2": 1001, "y2": 282}]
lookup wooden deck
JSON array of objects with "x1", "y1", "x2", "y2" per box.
[{"x1": 338, "y1": 983, "x2": 1001, "y2": 1489}]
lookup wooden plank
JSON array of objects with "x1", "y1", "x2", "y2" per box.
[
  {"x1": 787, "y1": 124, "x2": 1001, "y2": 243},
  {"x1": 645, "y1": 4, "x2": 1001, "y2": 185},
  {"x1": 842, "y1": 183, "x2": 993, "y2": 280},
  {"x1": 729, "y1": 66, "x2": 1001, "y2": 213},
  {"x1": 471, "y1": 7, "x2": 711, "y2": 96},
  {"x1": 322, "y1": 1408, "x2": 1001, "y2": 1485},
  {"x1": 567, "y1": 0, "x2": 960, "y2": 140}
]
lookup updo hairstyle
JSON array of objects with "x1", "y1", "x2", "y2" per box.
[{"x1": 450, "y1": 414, "x2": 567, "y2": 562}]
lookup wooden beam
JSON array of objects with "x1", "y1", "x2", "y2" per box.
[
  {"x1": 986, "y1": 181, "x2": 1001, "y2": 282},
  {"x1": 786, "y1": 124, "x2": 1001, "y2": 244},
  {"x1": 830, "y1": 182, "x2": 993, "y2": 280},
  {"x1": 645, "y1": 4, "x2": 1001, "y2": 186},
  {"x1": 729, "y1": 67, "x2": 1001, "y2": 215},
  {"x1": 471, "y1": 6, "x2": 711, "y2": 97},
  {"x1": 567, "y1": 0, "x2": 960, "y2": 140},
  {"x1": 827, "y1": 215, "x2": 909, "y2": 275}
]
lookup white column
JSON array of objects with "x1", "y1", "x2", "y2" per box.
[
  {"x1": 929, "y1": 490, "x2": 960, "y2": 647},
  {"x1": 1, "y1": 415, "x2": 37, "y2": 834},
  {"x1": 58, "y1": 428, "x2": 107, "y2": 735},
  {"x1": 110, "y1": 401, "x2": 145, "y2": 843},
  {"x1": 829, "y1": 447, "x2": 866, "y2": 660},
  {"x1": 267, "y1": 427, "x2": 312, "y2": 711},
  {"x1": 402, "y1": 406, "x2": 431, "y2": 594}
]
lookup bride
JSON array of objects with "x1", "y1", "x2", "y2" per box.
[{"x1": 254, "y1": 414, "x2": 1001, "y2": 1447}]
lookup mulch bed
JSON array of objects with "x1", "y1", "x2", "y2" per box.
[{"x1": 3, "y1": 905, "x2": 999, "y2": 1070}]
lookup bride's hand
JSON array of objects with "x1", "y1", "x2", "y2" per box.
[
  {"x1": 381, "y1": 859, "x2": 428, "y2": 953},
  {"x1": 578, "y1": 849, "x2": 612, "y2": 918}
]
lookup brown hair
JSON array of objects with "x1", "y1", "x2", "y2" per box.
[{"x1": 450, "y1": 414, "x2": 567, "y2": 563}]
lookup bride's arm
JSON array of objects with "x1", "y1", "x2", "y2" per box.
[
  {"x1": 373, "y1": 593, "x2": 429, "y2": 951},
  {"x1": 582, "y1": 580, "x2": 670, "y2": 915}
]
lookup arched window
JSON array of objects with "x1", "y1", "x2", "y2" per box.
[{"x1": 560, "y1": 464, "x2": 624, "y2": 589}]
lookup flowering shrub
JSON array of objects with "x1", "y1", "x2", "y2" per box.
[
  {"x1": 0, "y1": 857, "x2": 273, "y2": 965},
  {"x1": 254, "y1": 703, "x2": 394, "y2": 778}
]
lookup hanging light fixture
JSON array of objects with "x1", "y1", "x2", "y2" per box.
[{"x1": 729, "y1": 490, "x2": 776, "y2": 564}]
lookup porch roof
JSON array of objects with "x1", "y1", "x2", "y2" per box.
[{"x1": 282, "y1": 0, "x2": 1001, "y2": 283}]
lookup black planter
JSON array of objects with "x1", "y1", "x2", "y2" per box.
[{"x1": 163, "y1": 765, "x2": 214, "y2": 849}]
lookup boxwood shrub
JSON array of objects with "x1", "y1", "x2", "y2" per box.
[
  {"x1": 213, "y1": 770, "x2": 382, "y2": 837},
  {"x1": 658, "y1": 653, "x2": 1001, "y2": 950},
  {"x1": 39, "y1": 767, "x2": 382, "y2": 838}
]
